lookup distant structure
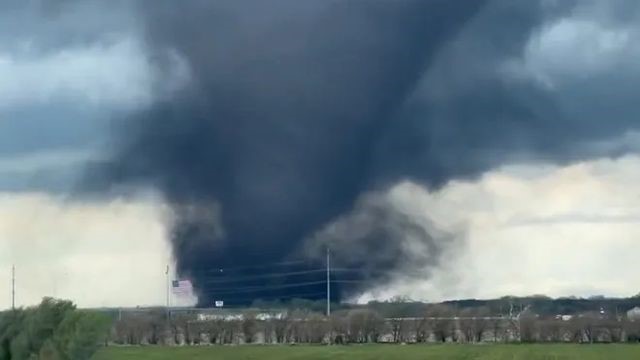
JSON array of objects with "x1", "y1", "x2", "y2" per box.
[{"x1": 627, "y1": 306, "x2": 640, "y2": 321}]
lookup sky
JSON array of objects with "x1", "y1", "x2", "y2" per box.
[{"x1": 1, "y1": 0, "x2": 640, "y2": 309}]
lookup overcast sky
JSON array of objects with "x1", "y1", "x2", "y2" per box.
[{"x1": 2, "y1": 0, "x2": 640, "y2": 308}]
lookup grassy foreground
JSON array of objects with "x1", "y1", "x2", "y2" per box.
[{"x1": 94, "y1": 344, "x2": 640, "y2": 360}]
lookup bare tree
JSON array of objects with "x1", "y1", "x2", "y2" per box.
[
  {"x1": 458, "y1": 307, "x2": 489, "y2": 343},
  {"x1": 537, "y1": 318, "x2": 565, "y2": 342},
  {"x1": 569, "y1": 312, "x2": 601, "y2": 343},
  {"x1": 113, "y1": 313, "x2": 152, "y2": 345},
  {"x1": 306, "y1": 313, "x2": 329, "y2": 343},
  {"x1": 567, "y1": 316, "x2": 584, "y2": 343},
  {"x1": 260, "y1": 317, "x2": 275, "y2": 344},
  {"x1": 411, "y1": 317, "x2": 429, "y2": 343},
  {"x1": 145, "y1": 309, "x2": 166, "y2": 345},
  {"x1": 600, "y1": 315, "x2": 624, "y2": 343},
  {"x1": 272, "y1": 314, "x2": 290, "y2": 344},
  {"x1": 488, "y1": 317, "x2": 504, "y2": 342},
  {"x1": 189, "y1": 320, "x2": 204, "y2": 345},
  {"x1": 330, "y1": 311, "x2": 349, "y2": 344},
  {"x1": 518, "y1": 310, "x2": 538, "y2": 343},
  {"x1": 111, "y1": 318, "x2": 130, "y2": 345},
  {"x1": 389, "y1": 318, "x2": 401, "y2": 343},
  {"x1": 168, "y1": 316, "x2": 181, "y2": 345},
  {"x1": 580, "y1": 312, "x2": 601, "y2": 344},
  {"x1": 220, "y1": 319, "x2": 240, "y2": 344},
  {"x1": 202, "y1": 319, "x2": 224, "y2": 344},
  {"x1": 507, "y1": 318, "x2": 520, "y2": 342},
  {"x1": 473, "y1": 308, "x2": 490, "y2": 342},
  {"x1": 347, "y1": 309, "x2": 385, "y2": 343},
  {"x1": 241, "y1": 311, "x2": 258, "y2": 344},
  {"x1": 458, "y1": 311, "x2": 475, "y2": 343},
  {"x1": 169, "y1": 313, "x2": 196, "y2": 345},
  {"x1": 427, "y1": 304, "x2": 455, "y2": 343},
  {"x1": 389, "y1": 318, "x2": 410, "y2": 343},
  {"x1": 364, "y1": 311, "x2": 386, "y2": 343},
  {"x1": 288, "y1": 309, "x2": 309, "y2": 343},
  {"x1": 625, "y1": 318, "x2": 640, "y2": 342}
]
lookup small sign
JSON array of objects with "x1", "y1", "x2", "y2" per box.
[{"x1": 215, "y1": 300, "x2": 224, "y2": 308}]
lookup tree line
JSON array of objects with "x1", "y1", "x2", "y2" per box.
[
  {"x1": 5, "y1": 297, "x2": 639, "y2": 356},
  {"x1": 110, "y1": 303, "x2": 640, "y2": 345}
]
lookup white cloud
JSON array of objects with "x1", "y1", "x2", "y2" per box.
[
  {"x1": 0, "y1": 38, "x2": 188, "y2": 111},
  {"x1": 525, "y1": 19, "x2": 630, "y2": 83},
  {"x1": 503, "y1": 12, "x2": 638, "y2": 89},
  {"x1": 3, "y1": 156, "x2": 640, "y2": 308},
  {"x1": 359, "y1": 155, "x2": 640, "y2": 302},
  {"x1": 0, "y1": 193, "x2": 195, "y2": 309}
]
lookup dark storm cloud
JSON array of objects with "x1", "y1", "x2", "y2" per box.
[
  {"x1": 0, "y1": 0, "x2": 150, "y2": 192},
  {"x1": 90, "y1": 0, "x2": 487, "y2": 304},
  {"x1": 0, "y1": 105, "x2": 106, "y2": 192},
  {"x1": 373, "y1": 0, "x2": 640, "y2": 187},
  {"x1": 85, "y1": 0, "x2": 640, "y2": 304},
  {"x1": 305, "y1": 191, "x2": 452, "y2": 285}
]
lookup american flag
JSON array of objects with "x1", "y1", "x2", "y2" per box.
[{"x1": 172, "y1": 279, "x2": 193, "y2": 296}]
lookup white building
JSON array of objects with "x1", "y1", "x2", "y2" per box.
[{"x1": 627, "y1": 307, "x2": 640, "y2": 321}]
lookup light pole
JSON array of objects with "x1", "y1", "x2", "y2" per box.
[{"x1": 12, "y1": 265, "x2": 15, "y2": 310}]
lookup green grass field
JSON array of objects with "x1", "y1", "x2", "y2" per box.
[{"x1": 93, "y1": 344, "x2": 640, "y2": 360}]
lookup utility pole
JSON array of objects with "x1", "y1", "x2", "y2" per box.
[
  {"x1": 165, "y1": 265, "x2": 170, "y2": 319},
  {"x1": 326, "y1": 247, "x2": 331, "y2": 317},
  {"x1": 11, "y1": 265, "x2": 15, "y2": 310}
]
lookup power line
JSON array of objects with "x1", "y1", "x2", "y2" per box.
[
  {"x1": 179, "y1": 260, "x2": 389, "y2": 304},
  {"x1": 329, "y1": 268, "x2": 395, "y2": 274},
  {"x1": 199, "y1": 280, "x2": 370, "y2": 296},
  {"x1": 190, "y1": 266, "x2": 388, "y2": 281},
  {"x1": 205, "y1": 291, "x2": 329, "y2": 304},
  {"x1": 189, "y1": 259, "x2": 314, "y2": 274},
  {"x1": 192, "y1": 267, "x2": 393, "y2": 283},
  {"x1": 198, "y1": 268, "x2": 326, "y2": 285},
  {"x1": 198, "y1": 280, "x2": 328, "y2": 295},
  {"x1": 191, "y1": 267, "x2": 380, "y2": 293}
]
